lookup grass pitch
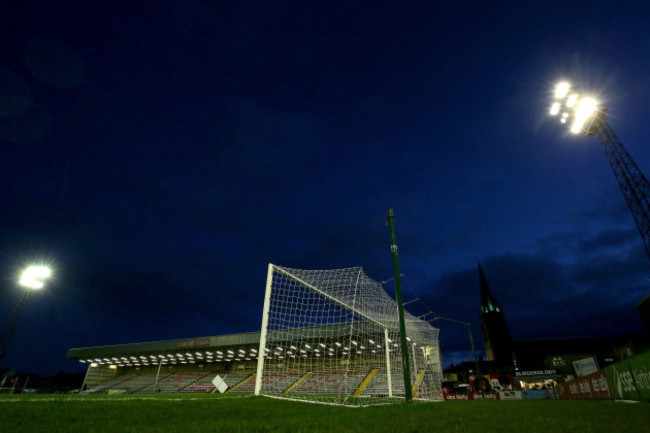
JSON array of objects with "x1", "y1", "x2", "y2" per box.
[{"x1": 1, "y1": 393, "x2": 648, "y2": 433}]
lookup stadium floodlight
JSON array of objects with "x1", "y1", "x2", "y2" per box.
[
  {"x1": 0, "y1": 264, "x2": 53, "y2": 369},
  {"x1": 18, "y1": 265, "x2": 52, "y2": 290},
  {"x1": 554, "y1": 81, "x2": 570, "y2": 99},
  {"x1": 548, "y1": 79, "x2": 650, "y2": 263},
  {"x1": 549, "y1": 81, "x2": 601, "y2": 135},
  {"x1": 570, "y1": 97, "x2": 599, "y2": 133}
]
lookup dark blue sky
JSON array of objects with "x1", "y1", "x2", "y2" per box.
[{"x1": 1, "y1": 1, "x2": 649, "y2": 375}]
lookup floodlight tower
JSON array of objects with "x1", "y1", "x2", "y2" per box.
[
  {"x1": 428, "y1": 315, "x2": 481, "y2": 379},
  {"x1": 550, "y1": 81, "x2": 650, "y2": 262},
  {"x1": 0, "y1": 265, "x2": 52, "y2": 370}
]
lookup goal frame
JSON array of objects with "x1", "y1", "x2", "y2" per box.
[{"x1": 254, "y1": 264, "x2": 442, "y2": 405}]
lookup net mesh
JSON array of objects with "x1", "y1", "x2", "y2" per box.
[{"x1": 255, "y1": 265, "x2": 443, "y2": 406}]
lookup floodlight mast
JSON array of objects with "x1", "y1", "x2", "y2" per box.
[
  {"x1": 550, "y1": 82, "x2": 650, "y2": 262},
  {"x1": 430, "y1": 315, "x2": 481, "y2": 382},
  {"x1": 0, "y1": 266, "x2": 52, "y2": 370}
]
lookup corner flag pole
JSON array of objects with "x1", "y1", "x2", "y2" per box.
[{"x1": 387, "y1": 209, "x2": 412, "y2": 401}]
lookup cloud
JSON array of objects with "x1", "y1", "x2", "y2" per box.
[{"x1": 406, "y1": 202, "x2": 650, "y2": 367}]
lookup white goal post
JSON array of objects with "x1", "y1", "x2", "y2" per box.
[{"x1": 254, "y1": 264, "x2": 443, "y2": 406}]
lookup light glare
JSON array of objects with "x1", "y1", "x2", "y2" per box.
[
  {"x1": 19, "y1": 265, "x2": 52, "y2": 289},
  {"x1": 570, "y1": 97, "x2": 598, "y2": 134},
  {"x1": 554, "y1": 82, "x2": 570, "y2": 99},
  {"x1": 566, "y1": 94, "x2": 579, "y2": 108},
  {"x1": 549, "y1": 102, "x2": 561, "y2": 116}
]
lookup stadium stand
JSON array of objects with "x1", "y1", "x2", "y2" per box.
[{"x1": 67, "y1": 327, "x2": 443, "y2": 400}]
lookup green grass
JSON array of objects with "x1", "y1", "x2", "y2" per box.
[{"x1": 0, "y1": 394, "x2": 648, "y2": 433}]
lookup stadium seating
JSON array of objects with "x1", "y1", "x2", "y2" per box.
[
  {"x1": 83, "y1": 373, "x2": 140, "y2": 394},
  {"x1": 234, "y1": 372, "x2": 301, "y2": 393},
  {"x1": 182, "y1": 382, "x2": 216, "y2": 393},
  {"x1": 181, "y1": 372, "x2": 219, "y2": 393},
  {"x1": 136, "y1": 372, "x2": 210, "y2": 393},
  {"x1": 104, "y1": 370, "x2": 170, "y2": 393},
  {"x1": 222, "y1": 372, "x2": 256, "y2": 392},
  {"x1": 82, "y1": 363, "x2": 426, "y2": 397}
]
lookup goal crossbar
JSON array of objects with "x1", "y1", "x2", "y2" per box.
[{"x1": 272, "y1": 266, "x2": 387, "y2": 329}]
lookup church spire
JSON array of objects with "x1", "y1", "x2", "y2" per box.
[
  {"x1": 478, "y1": 263, "x2": 513, "y2": 366},
  {"x1": 479, "y1": 263, "x2": 502, "y2": 314}
]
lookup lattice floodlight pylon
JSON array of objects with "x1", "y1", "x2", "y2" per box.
[{"x1": 254, "y1": 264, "x2": 443, "y2": 406}]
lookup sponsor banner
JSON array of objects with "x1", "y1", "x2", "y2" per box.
[
  {"x1": 515, "y1": 369, "x2": 557, "y2": 377},
  {"x1": 444, "y1": 392, "x2": 499, "y2": 401},
  {"x1": 498, "y1": 391, "x2": 522, "y2": 400},
  {"x1": 557, "y1": 370, "x2": 610, "y2": 400},
  {"x1": 605, "y1": 350, "x2": 650, "y2": 401},
  {"x1": 573, "y1": 356, "x2": 599, "y2": 377},
  {"x1": 444, "y1": 393, "x2": 471, "y2": 401},
  {"x1": 605, "y1": 362, "x2": 640, "y2": 400},
  {"x1": 521, "y1": 390, "x2": 550, "y2": 399},
  {"x1": 471, "y1": 392, "x2": 498, "y2": 400},
  {"x1": 175, "y1": 338, "x2": 212, "y2": 349},
  {"x1": 627, "y1": 350, "x2": 650, "y2": 401}
]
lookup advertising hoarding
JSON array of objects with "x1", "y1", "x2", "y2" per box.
[
  {"x1": 498, "y1": 391, "x2": 522, "y2": 400},
  {"x1": 605, "y1": 351, "x2": 650, "y2": 401},
  {"x1": 557, "y1": 370, "x2": 610, "y2": 399},
  {"x1": 444, "y1": 392, "x2": 499, "y2": 401},
  {"x1": 572, "y1": 356, "x2": 599, "y2": 377}
]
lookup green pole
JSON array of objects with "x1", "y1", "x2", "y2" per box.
[{"x1": 387, "y1": 209, "x2": 412, "y2": 402}]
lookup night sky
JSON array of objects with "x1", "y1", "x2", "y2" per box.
[{"x1": 2, "y1": 1, "x2": 650, "y2": 376}]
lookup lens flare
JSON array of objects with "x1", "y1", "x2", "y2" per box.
[
  {"x1": 549, "y1": 102, "x2": 561, "y2": 115},
  {"x1": 19, "y1": 265, "x2": 52, "y2": 289},
  {"x1": 570, "y1": 97, "x2": 598, "y2": 134},
  {"x1": 554, "y1": 82, "x2": 570, "y2": 99}
]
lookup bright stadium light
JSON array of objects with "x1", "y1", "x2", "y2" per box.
[
  {"x1": 570, "y1": 97, "x2": 599, "y2": 134},
  {"x1": 549, "y1": 80, "x2": 601, "y2": 135},
  {"x1": 549, "y1": 102, "x2": 561, "y2": 115},
  {"x1": 554, "y1": 82, "x2": 570, "y2": 99},
  {"x1": 18, "y1": 265, "x2": 52, "y2": 289},
  {"x1": 566, "y1": 93, "x2": 579, "y2": 108}
]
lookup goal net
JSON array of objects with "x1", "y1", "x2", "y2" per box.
[{"x1": 254, "y1": 264, "x2": 443, "y2": 406}]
